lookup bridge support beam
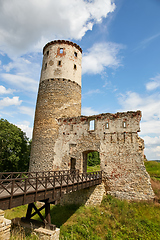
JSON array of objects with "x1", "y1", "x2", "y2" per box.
[{"x1": 25, "y1": 199, "x2": 51, "y2": 225}]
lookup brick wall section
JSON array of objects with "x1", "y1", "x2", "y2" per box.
[{"x1": 29, "y1": 79, "x2": 81, "y2": 172}]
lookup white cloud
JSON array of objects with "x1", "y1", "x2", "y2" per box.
[
  {"x1": 146, "y1": 74, "x2": 160, "y2": 91},
  {"x1": 18, "y1": 106, "x2": 35, "y2": 117},
  {"x1": 82, "y1": 107, "x2": 99, "y2": 116},
  {"x1": 143, "y1": 136, "x2": 160, "y2": 145},
  {"x1": 0, "y1": 96, "x2": 22, "y2": 108},
  {"x1": 0, "y1": 0, "x2": 116, "y2": 57},
  {"x1": 1, "y1": 73, "x2": 38, "y2": 92},
  {"x1": 118, "y1": 91, "x2": 160, "y2": 121},
  {"x1": 82, "y1": 89, "x2": 101, "y2": 97},
  {"x1": 16, "y1": 121, "x2": 33, "y2": 139},
  {"x1": 82, "y1": 42, "x2": 124, "y2": 75},
  {"x1": 118, "y1": 88, "x2": 160, "y2": 160},
  {"x1": 0, "y1": 85, "x2": 14, "y2": 94}
]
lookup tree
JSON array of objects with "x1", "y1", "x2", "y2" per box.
[
  {"x1": 0, "y1": 119, "x2": 31, "y2": 172},
  {"x1": 87, "y1": 151, "x2": 100, "y2": 166}
]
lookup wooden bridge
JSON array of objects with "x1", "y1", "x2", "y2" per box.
[{"x1": 0, "y1": 170, "x2": 102, "y2": 226}]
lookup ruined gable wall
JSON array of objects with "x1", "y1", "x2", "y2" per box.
[{"x1": 54, "y1": 111, "x2": 154, "y2": 201}]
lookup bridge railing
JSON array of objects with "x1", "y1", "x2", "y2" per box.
[
  {"x1": 0, "y1": 169, "x2": 79, "y2": 181},
  {"x1": 0, "y1": 171, "x2": 102, "y2": 201}
]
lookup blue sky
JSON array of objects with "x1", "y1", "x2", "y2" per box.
[{"x1": 0, "y1": 0, "x2": 160, "y2": 160}]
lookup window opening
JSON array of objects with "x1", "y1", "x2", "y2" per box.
[
  {"x1": 58, "y1": 60, "x2": 61, "y2": 66},
  {"x1": 74, "y1": 52, "x2": 77, "y2": 57},
  {"x1": 123, "y1": 121, "x2": 126, "y2": 128},
  {"x1": 60, "y1": 48, "x2": 63, "y2": 54},
  {"x1": 89, "y1": 120, "x2": 95, "y2": 131},
  {"x1": 47, "y1": 50, "x2": 49, "y2": 56},
  {"x1": 70, "y1": 158, "x2": 76, "y2": 173},
  {"x1": 74, "y1": 64, "x2": 77, "y2": 70},
  {"x1": 105, "y1": 122, "x2": 109, "y2": 129},
  {"x1": 44, "y1": 63, "x2": 47, "y2": 70},
  {"x1": 70, "y1": 125, "x2": 73, "y2": 131}
]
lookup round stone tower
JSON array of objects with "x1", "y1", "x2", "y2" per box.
[{"x1": 29, "y1": 40, "x2": 82, "y2": 172}]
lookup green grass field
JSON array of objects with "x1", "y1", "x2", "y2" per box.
[{"x1": 5, "y1": 161, "x2": 160, "y2": 239}]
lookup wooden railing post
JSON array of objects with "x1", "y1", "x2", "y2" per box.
[{"x1": 9, "y1": 179, "x2": 14, "y2": 209}]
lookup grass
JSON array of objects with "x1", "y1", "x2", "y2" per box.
[
  {"x1": 4, "y1": 161, "x2": 160, "y2": 239},
  {"x1": 60, "y1": 195, "x2": 160, "y2": 240},
  {"x1": 144, "y1": 160, "x2": 160, "y2": 179},
  {"x1": 144, "y1": 160, "x2": 160, "y2": 200},
  {"x1": 87, "y1": 165, "x2": 100, "y2": 172}
]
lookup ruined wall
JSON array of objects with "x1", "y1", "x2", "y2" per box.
[{"x1": 54, "y1": 111, "x2": 155, "y2": 201}]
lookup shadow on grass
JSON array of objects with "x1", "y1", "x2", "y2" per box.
[{"x1": 50, "y1": 204, "x2": 80, "y2": 228}]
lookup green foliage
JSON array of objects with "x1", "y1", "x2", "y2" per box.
[
  {"x1": 0, "y1": 118, "x2": 31, "y2": 172},
  {"x1": 144, "y1": 161, "x2": 160, "y2": 179},
  {"x1": 87, "y1": 152, "x2": 100, "y2": 166}
]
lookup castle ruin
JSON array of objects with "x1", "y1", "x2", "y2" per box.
[{"x1": 29, "y1": 40, "x2": 154, "y2": 201}]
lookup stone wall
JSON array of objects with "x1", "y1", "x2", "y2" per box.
[
  {"x1": 29, "y1": 78, "x2": 81, "y2": 172},
  {"x1": 0, "y1": 209, "x2": 11, "y2": 240},
  {"x1": 60, "y1": 183, "x2": 106, "y2": 206},
  {"x1": 41, "y1": 40, "x2": 82, "y2": 86},
  {"x1": 54, "y1": 111, "x2": 155, "y2": 201}
]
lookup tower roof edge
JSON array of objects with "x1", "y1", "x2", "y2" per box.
[{"x1": 43, "y1": 40, "x2": 82, "y2": 54}]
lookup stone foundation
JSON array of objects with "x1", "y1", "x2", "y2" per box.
[
  {"x1": 12, "y1": 218, "x2": 60, "y2": 240},
  {"x1": 0, "y1": 210, "x2": 11, "y2": 240},
  {"x1": 34, "y1": 227, "x2": 60, "y2": 240},
  {"x1": 60, "y1": 182, "x2": 105, "y2": 206}
]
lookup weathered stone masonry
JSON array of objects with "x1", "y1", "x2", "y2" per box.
[
  {"x1": 30, "y1": 40, "x2": 155, "y2": 202},
  {"x1": 56, "y1": 111, "x2": 154, "y2": 201}
]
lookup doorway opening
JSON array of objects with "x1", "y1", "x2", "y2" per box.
[
  {"x1": 70, "y1": 157, "x2": 76, "y2": 173},
  {"x1": 83, "y1": 151, "x2": 100, "y2": 173}
]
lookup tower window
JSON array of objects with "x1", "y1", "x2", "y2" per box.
[
  {"x1": 58, "y1": 61, "x2": 61, "y2": 66},
  {"x1": 60, "y1": 48, "x2": 63, "y2": 54},
  {"x1": 47, "y1": 50, "x2": 49, "y2": 56},
  {"x1": 123, "y1": 121, "x2": 126, "y2": 128},
  {"x1": 105, "y1": 122, "x2": 109, "y2": 129},
  {"x1": 89, "y1": 119, "x2": 95, "y2": 131},
  {"x1": 70, "y1": 125, "x2": 73, "y2": 131},
  {"x1": 74, "y1": 64, "x2": 77, "y2": 70},
  {"x1": 44, "y1": 63, "x2": 47, "y2": 70},
  {"x1": 74, "y1": 52, "x2": 77, "y2": 57}
]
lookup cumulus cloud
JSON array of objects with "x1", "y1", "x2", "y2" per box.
[
  {"x1": 1, "y1": 73, "x2": 38, "y2": 93},
  {"x1": 82, "y1": 42, "x2": 124, "y2": 75},
  {"x1": 146, "y1": 74, "x2": 160, "y2": 91},
  {"x1": 0, "y1": 96, "x2": 22, "y2": 108},
  {"x1": 82, "y1": 107, "x2": 99, "y2": 116},
  {"x1": 118, "y1": 91, "x2": 160, "y2": 122},
  {"x1": 118, "y1": 88, "x2": 160, "y2": 160},
  {"x1": 0, "y1": 0, "x2": 116, "y2": 57},
  {"x1": 18, "y1": 106, "x2": 35, "y2": 117},
  {"x1": 0, "y1": 85, "x2": 14, "y2": 94},
  {"x1": 82, "y1": 89, "x2": 102, "y2": 97},
  {"x1": 16, "y1": 121, "x2": 33, "y2": 139}
]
